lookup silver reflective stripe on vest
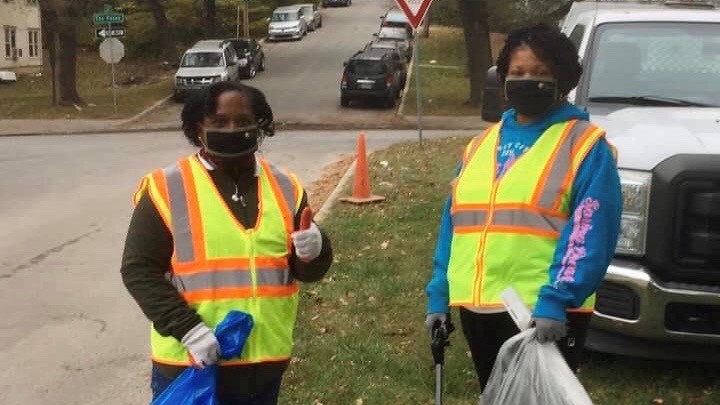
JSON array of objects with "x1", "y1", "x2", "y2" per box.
[
  {"x1": 267, "y1": 163, "x2": 297, "y2": 214},
  {"x1": 164, "y1": 163, "x2": 195, "y2": 263},
  {"x1": 492, "y1": 210, "x2": 567, "y2": 233},
  {"x1": 452, "y1": 210, "x2": 488, "y2": 227},
  {"x1": 536, "y1": 120, "x2": 595, "y2": 209},
  {"x1": 170, "y1": 268, "x2": 292, "y2": 292}
]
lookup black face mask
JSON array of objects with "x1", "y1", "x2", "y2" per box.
[
  {"x1": 201, "y1": 126, "x2": 261, "y2": 159},
  {"x1": 504, "y1": 78, "x2": 559, "y2": 118}
]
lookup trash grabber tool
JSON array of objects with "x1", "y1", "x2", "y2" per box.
[{"x1": 431, "y1": 315, "x2": 455, "y2": 405}]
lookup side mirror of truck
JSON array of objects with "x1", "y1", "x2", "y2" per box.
[
  {"x1": 481, "y1": 66, "x2": 506, "y2": 123},
  {"x1": 266, "y1": 17, "x2": 271, "y2": 23}
]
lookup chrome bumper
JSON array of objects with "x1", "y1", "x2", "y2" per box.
[{"x1": 587, "y1": 258, "x2": 720, "y2": 361}]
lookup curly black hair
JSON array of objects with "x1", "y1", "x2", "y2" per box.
[
  {"x1": 496, "y1": 23, "x2": 582, "y2": 97},
  {"x1": 181, "y1": 81, "x2": 275, "y2": 147}
]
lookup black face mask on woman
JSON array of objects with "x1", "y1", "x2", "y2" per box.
[
  {"x1": 201, "y1": 126, "x2": 261, "y2": 161},
  {"x1": 504, "y1": 78, "x2": 559, "y2": 117}
]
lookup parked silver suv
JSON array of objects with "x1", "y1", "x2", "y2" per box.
[{"x1": 173, "y1": 40, "x2": 241, "y2": 101}]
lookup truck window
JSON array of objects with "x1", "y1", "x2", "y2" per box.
[{"x1": 586, "y1": 22, "x2": 720, "y2": 107}]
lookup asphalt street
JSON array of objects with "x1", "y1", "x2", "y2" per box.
[
  {"x1": 0, "y1": 128, "x2": 473, "y2": 405},
  {"x1": 143, "y1": 0, "x2": 402, "y2": 128}
]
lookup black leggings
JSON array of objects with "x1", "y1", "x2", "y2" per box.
[{"x1": 459, "y1": 307, "x2": 592, "y2": 391}]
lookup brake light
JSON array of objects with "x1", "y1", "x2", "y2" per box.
[
  {"x1": 386, "y1": 73, "x2": 393, "y2": 87},
  {"x1": 341, "y1": 72, "x2": 348, "y2": 88}
]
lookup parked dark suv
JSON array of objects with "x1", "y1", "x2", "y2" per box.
[
  {"x1": 341, "y1": 49, "x2": 402, "y2": 108},
  {"x1": 225, "y1": 38, "x2": 265, "y2": 79}
]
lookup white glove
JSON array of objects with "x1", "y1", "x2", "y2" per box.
[
  {"x1": 181, "y1": 323, "x2": 220, "y2": 368},
  {"x1": 291, "y1": 222, "x2": 322, "y2": 262}
]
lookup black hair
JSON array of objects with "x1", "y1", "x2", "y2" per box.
[
  {"x1": 181, "y1": 81, "x2": 275, "y2": 147},
  {"x1": 496, "y1": 23, "x2": 583, "y2": 97}
]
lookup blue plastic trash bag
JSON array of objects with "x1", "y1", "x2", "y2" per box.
[{"x1": 150, "y1": 311, "x2": 254, "y2": 405}]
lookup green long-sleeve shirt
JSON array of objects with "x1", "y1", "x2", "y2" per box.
[{"x1": 121, "y1": 156, "x2": 332, "y2": 397}]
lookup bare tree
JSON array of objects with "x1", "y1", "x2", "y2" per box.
[
  {"x1": 204, "y1": 0, "x2": 216, "y2": 38},
  {"x1": 146, "y1": 0, "x2": 174, "y2": 58},
  {"x1": 39, "y1": 0, "x2": 86, "y2": 106},
  {"x1": 458, "y1": 0, "x2": 575, "y2": 106},
  {"x1": 458, "y1": 0, "x2": 492, "y2": 106}
]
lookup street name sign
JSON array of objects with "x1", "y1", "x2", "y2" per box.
[
  {"x1": 95, "y1": 27, "x2": 126, "y2": 39},
  {"x1": 99, "y1": 38, "x2": 125, "y2": 64},
  {"x1": 393, "y1": 0, "x2": 434, "y2": 30},
  {"x1": 93, "y1": 4, "x2": 125, "y2": 26}
]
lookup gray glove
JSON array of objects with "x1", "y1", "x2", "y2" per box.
[
  {"x1": 181, "y1": 323, "x2": 220, "y2": 368},
  {"x1": 532, "y1": 317, "x2": 568, "y2": 343},
  {"x1": 425, "y1": 313, "x2": 447, "y2": 335}
]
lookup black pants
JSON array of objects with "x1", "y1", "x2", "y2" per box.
[{"x1": 459, "y1": 307, "x2": 592, "y2": 391}]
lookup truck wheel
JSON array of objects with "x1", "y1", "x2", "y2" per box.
[
  {"x1": 341, "y1": 95, "x2": 350, "y2": 107},
  {"x1": 259, "y1": 57, "x2": 266, "y2": 72},
  {"x1": 247, "y1": 66, "x2": 257, "y2": 79}
]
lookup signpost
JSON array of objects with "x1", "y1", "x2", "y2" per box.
[
  {"x1": 94, "y1": 4, "x2": 126, "y2": 114},
  {"x1": 394, "y1": 0, "x2": 434, "y2": 146}
]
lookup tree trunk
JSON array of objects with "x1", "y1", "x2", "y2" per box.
[
  {"x1": 204, "y1": 0, "x2": 216, "y2": 38},
  {"x1": 457, "y1": 0, "x2": 491, "y2": 106},
  {"x1": 147, "y1": 0, "x2": 174, "y2": 59},
  {"x1": 39, "y1": 0, "x2": 84, "y2": 106}
]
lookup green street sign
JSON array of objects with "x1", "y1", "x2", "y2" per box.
[{"x1": 94, "y1": 12, "x2": 125, "y2": 25}]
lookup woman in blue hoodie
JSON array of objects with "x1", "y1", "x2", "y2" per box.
[{"x1": 425, "y1": 24, "x2": 622, "y2": 392}]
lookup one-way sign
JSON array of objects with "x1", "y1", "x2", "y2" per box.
[{"x1": 96, "y1": 27, "x2": 126, "y2": 39}]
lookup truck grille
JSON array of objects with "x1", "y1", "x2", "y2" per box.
[
  {"x1": 595, "y1": 282, "x2": 640, "y2": 320},
  {"x1": 674, "y1": 182, "x2": 720, "y2": 268},
  {"x1": 646, "y1": 155, "x2": 720, "y2": 285}
]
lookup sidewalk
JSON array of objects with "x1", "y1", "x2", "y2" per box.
[{"x1": 0, "y1": 114, "x2": 488, "y2": 136}]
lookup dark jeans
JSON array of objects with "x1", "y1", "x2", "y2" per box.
[
  {"x1": 151, "y1": 366, "x2": 282, "y2": 405},
  {"x1": 459, "y1": 308, "x2": 592, "y2": 391}
]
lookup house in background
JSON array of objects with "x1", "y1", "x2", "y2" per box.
[{"x1": 0, "y1": 0, "x2": 42, "y2": 73}]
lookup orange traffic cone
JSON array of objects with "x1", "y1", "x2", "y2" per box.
[{"x1": 340, "y1": 133, "x2": 385, "y2": 204}]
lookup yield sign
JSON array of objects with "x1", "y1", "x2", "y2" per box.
[{"x1": 393, "y1": 0, "x2": 434, "y2": 30}]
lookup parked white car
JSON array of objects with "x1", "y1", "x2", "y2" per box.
[
  {"x1": 299, "y1": 3, "x2": 322, "y2": 31},
  {"x1": 267, "y1": 6, "x2": 308, "y2": 41}
]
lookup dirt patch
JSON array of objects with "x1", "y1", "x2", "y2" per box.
[{"x1": 305, "y1": 154, "x2": 355, "y2": 213}]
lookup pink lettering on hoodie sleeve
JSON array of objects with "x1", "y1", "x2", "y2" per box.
[{"x1": 555, "y1": 198, "x2": 600, "y2": 284}]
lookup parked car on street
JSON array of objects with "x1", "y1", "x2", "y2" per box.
[
  {"x1": 365, "y1": 38, "x2": 409, "y2": 62},
  {"x1": 363, "y1": 41, "x2": 407, "y2": 86},
  {"x1": 340, "y1": 49, "x2": 403, "y2": 108},
  {"x1": 482, "y1": 0, "x2": 720, "y2": 363},
  {"x1": 376, "y1": 26, "x2": 413, "y2": 57},
  {"x1": 322, "y1": 0, "x2": 351, "y2": 7},
  {"x1": 173, "y1": 40, "x2": 241, "y2": 101},
  {"x1": 299, "y1": 3, "x2": 322, "y2": 31},
  {"x1": 267, "y1": 6, "x2": 308, "y2": 41},
  {"x1": 380, "y1": 8, "x2": 413, "y2": 37},
  {"x1": 225, "y1": 38, "x2": 265, "y2": 79}
]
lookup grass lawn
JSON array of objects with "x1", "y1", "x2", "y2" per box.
[
  {"x1": 0, "y1": 52, "x2": 172, "y2": 120},
  {"x1": 283, "y1": 136, "x2": 720, "y2": 404}
]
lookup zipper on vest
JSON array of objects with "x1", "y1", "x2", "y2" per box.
[
  {"x1": 475, "y1": 180, "x2": 500, "y2": 306},
  {"x1": 249, "y1": 230, "x2": 258, "y2": 297}
]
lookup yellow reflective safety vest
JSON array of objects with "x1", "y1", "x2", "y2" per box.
[
  {"x1": 447, "y1": 120, "x2": 606, "y2": 311},
  {"x1": 134, "y1": 155, "x2": 304, "y2": 366}
]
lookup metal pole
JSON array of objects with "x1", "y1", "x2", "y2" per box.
[
  {"x1": 414, "y1": 31, "x2": 423, "y2": 147},
  {"x1": 435, "y1": 364, "x2": 443, "y2": 405},
  {"x1": 244, "y1": 1, "x2": 250, "y2": 37},
  {"x1": 109, "y1": 23, "x2": 118, "y2": 114},
  {"x1": 236, "y1": 3, "x2": 241, "y2": 39}
]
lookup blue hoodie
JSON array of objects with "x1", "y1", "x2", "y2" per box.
[{"x1": 425, "y1": 103, "x2": 622, "y2": 322}]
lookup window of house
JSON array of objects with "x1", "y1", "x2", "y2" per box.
[
  {"x1": 4, "y1": 26, "x2": 17, "y2": 58},
  {"x1": 28, "y1": 29, "x2": 39, "y2": 57}
]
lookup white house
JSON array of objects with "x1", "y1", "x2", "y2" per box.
[{"x1": 0, "y1": 0, "x2": 42, "y2": 72}]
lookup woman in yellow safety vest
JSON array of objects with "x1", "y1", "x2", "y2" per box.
[
  {"x1": 425, "y1": 23, "x2": 622, "y2": 395},
  {"x1": 121, "y1": 81, "x2": 333, "y2": 404}
]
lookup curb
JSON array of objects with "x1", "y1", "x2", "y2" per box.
[
  {"x1": 314, "y1": 159, "x2": 356, "y2": 224},
  {"x1": 115, "y1": 94, "x2": 173, "y2": 127}
]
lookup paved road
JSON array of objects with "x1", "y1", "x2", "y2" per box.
[
  {"x1": 143, "y1": 0, "x2": 401, "y2": 128},
  {"x1": 0, "y1": 129, "x2": 472, "y2": 405}
]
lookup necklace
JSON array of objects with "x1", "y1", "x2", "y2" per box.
[{"x1": 231, "y1": 183, "x2": 247, "y2": 207}]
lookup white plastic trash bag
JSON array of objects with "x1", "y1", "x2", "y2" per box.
[{"x1": 482, "y1": 328, "x2": 594, "y2": 405}]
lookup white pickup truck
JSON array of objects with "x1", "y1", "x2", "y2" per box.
[{"x1": 483, "y1": 0, "x2": 720, "y2": 362}]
